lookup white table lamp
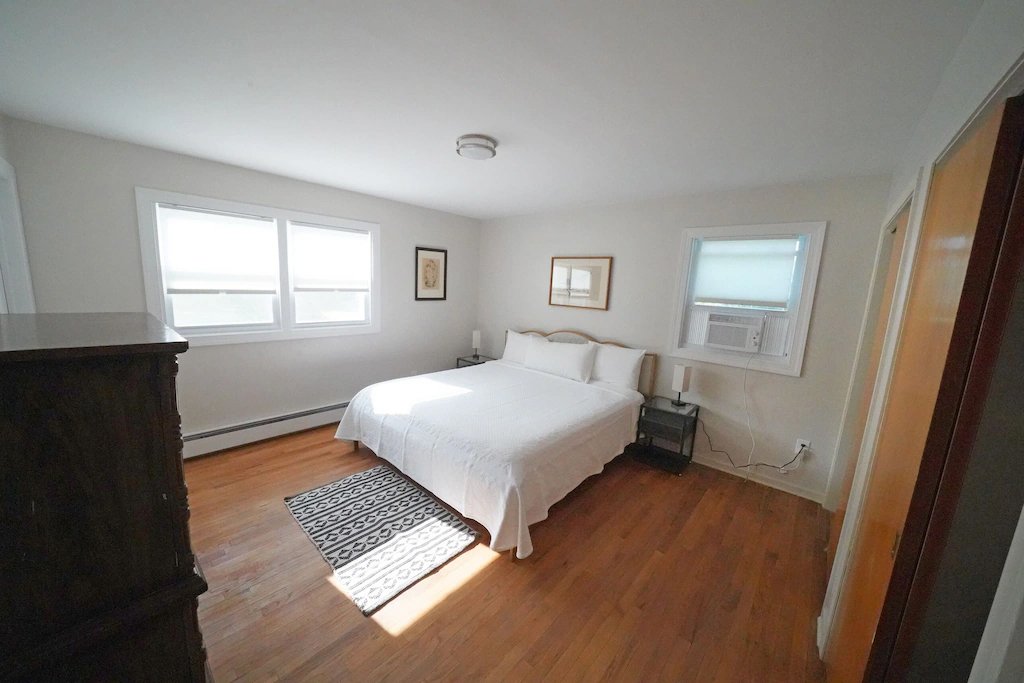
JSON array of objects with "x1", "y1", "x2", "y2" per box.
[
  {"x1": 472, "y1": 330, "x2": 481, "y2": 358},
  {"x1": 671, "y1": 365, "x2": 692, "y2": 406}
]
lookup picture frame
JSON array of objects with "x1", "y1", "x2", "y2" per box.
[
  {"x1": 549, "y1": 256, "x2": 612, "y2": 310},
  {"x1": 415, "y1": 247, "x2": 447, "y2": 300}
]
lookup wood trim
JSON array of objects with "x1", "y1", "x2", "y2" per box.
[
  {"x1": 880, "y1": 193, "x2": 915, "y2": 236},
  {"x1": 824, "y1": 202, "x2": 909, "y2": 584},
  {"x1": 817, "y1": 166, "x2": 934, "y2": 656},
  {"x1": 931, "y1": 53, "x2": 1024, "y2": 171},
  {"x1": 866, "y1": 93, "x2": 1024, "y2": 681},
  {"x1": 547, "y1": 256, "x2": 613, "y2": 311},
  {"x1": 824, "y1": 193, "x2": 913, "y2": 511},
  {"x1": 518, "y1": 328, "x2": 657, "y2": 397},
  {"x1": 0, "y1": 157, "x2": 35, "y2": 313},
  {"x1": 519, "y1": 327, "x2": 632, "y2": 345}
]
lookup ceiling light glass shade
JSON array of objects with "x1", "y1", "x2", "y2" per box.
[{"x1": 456, "y1": 134, "x2": 497, "y2": 160}]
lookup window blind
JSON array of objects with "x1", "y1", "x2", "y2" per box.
[
  {"x1": 691, "y1": 237, "x2": 801, "y2": 310},
  {"x1": 289, "y1": 222, "x2": 371, "y2": 324},
  {"x1": 157, "y1": 205, "x2": 279, "y2": 328},
  {"x1": 289, "y1": 222, "x2": 370, "y2": 290},
  {"x1": 159, "y1": 205, "x2": 278, "y2": 293}
]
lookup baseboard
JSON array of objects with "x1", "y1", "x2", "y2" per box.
[
  {"x1": 691, "y1": 452, "x2": 825, "y2": 504},
  {"x1": 182, "y1": 405, "x2": 822, "y2": 503},
  {"x1": 182, "y1": 402, "x2": 348, "y2": 458}
]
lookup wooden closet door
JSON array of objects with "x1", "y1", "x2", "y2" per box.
[
  {"x1": 869, "y1": 92, "x2": 1024, "y2": 682},
  {"x1": 824, "y1": 101, "x2": 1005, "y2": 683},
  {"x1": 826, "y1": 207, "x2": 909, "y2": 574}
]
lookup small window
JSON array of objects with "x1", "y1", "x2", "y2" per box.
[
  {"x1": 669, "y1": 222, "x2": 825, "y2": 376},
  {"x1": 137, "y1": 188, "x2": 380, "y2": 345},
  {"x1": 289, "y1": 222, "x2": 371, "y2": 325}
]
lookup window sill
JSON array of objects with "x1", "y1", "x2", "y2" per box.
[
  {"x1": 669, "y1": 345, "x2": 803, "y2": 377},
  {"x1": 178, "y1": 322, "x2": 380, "y2": 347}
]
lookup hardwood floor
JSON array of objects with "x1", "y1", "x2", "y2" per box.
[{"x1": 184, "y1": 425, "x2": 828, "y2": 682}]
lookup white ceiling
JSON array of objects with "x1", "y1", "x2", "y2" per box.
[{"x1": 0, "y1": 1, "x2": 982, "y2": 219}]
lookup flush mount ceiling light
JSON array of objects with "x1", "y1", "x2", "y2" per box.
[{"x1": 456, "y1": 134, "x2": 497, "y2": 160}]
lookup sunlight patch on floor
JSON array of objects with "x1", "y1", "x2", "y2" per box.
[{"x1": 352, "y1": 544, "x2": 499, "y2": 635}]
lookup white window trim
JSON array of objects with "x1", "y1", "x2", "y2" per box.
[
  {"x1": 0, "y1": 157, "x2": 35, "y2": 313},
  {"x1": 136, "y1": 187, "x2": 381, "y2": 346},
  {"x1": 667, "y1": 221, "x2": 826, "y2": 377}
]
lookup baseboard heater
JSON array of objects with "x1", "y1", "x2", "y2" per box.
[
  {"x1": 181, "y1": 402, "x2": 349, "y2": 458},
  {"x1": 182, "y1": 401, "x2": 349, "y2": 442}
]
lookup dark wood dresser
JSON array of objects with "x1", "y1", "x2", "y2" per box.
[{"x1": 0, "y1": 313, "x2": 207, "y2": 681}]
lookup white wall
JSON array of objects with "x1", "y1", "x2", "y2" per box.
[
  {"x1": 886, "y1": 0, "x2": 1024, "y2": 214},
  {"x1": 5, "y1": 117, "x2": 481, "y2": 436},
  {"x1": 477, "y1": 175, "x2": 890, "y2": 502}
]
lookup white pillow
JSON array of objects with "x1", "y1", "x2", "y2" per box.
[
  {"x1": 523, "y1": 337, "x2": 597, "y2": 383},
  {"x1": 502, "y1": 329, "x2": 535, "y2": 364},
  {"x1": 591, "y1": 343, "x2": 646, "y2": 390}
]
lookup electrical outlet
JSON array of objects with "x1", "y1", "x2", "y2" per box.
[{"x1": 781, "y1": 439, "x2": 811, "y2": 474}]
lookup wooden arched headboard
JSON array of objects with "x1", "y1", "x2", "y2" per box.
[{"x1": 517, "y1": 329, "x2": 658, "y2": 397}]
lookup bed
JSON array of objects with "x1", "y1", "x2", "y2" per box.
[{"x1": 335, "y1": 330, "x2": 656, "y2": 558}]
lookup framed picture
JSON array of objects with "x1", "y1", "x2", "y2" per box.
[
  {"x1": 549, "y1": 256, "x2": 612, "y2": 310},
  {"x1": 415, "y1": 247, "x2": 447, "y2": 300}
]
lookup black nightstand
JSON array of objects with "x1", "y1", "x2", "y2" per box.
[
  {"x1": 456, "y1": 354, "x2": 495, "y2": 368},
  {"x1": 627, "y1": 397, "x2": 699, "y2": 475}
]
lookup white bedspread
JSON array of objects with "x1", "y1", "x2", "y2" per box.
[{"x1": 335, "y1": 360, "x2": 643, "y2": 558}]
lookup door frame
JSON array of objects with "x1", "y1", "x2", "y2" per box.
[
  {"x1": 817, "y1": 170, "x2": 932, "y2": 653},
  {"x1": 0, "y1": 156, "x2": 35, "y2": 313},
  {"x1": 823, "y1": 193, "x2": 914, "y2": 513}
]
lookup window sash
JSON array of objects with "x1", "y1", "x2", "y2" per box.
[
  {"x1": 292, "y1": 290, "x2": 370, "y2": 326},
  {"x1": 292, "y1": 287, "x2": 370, "y2": 293},
  {"x1": 157, "y1": 204, "x2": 280, "y2": 294},
  {"x1": 165, "y1": 290, "x2": 282, "y2": 329},
  {"x1": 288, "y1": 221, "x2": 371, "y2": 290},
  {"x1": 166, "y1": 288, "x2": 278, "y2": 295},
  {"x1": 138, "y1": 187, "x2": 381, "y2": 344},
  {"x1": 287, "y1": 221, "x2": 373, "y2": 326}
]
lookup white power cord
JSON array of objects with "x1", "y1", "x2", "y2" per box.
[
  {"x1": 698, "y1": 417, "x2": 807, "y2": 473},
  {"x1": 697, "y1": 341, "x2": 808, "y2": 475},
  {"x1": 742, "y1": 351, "x2": 756, "y2": 479}
]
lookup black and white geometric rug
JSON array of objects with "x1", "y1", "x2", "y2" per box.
[{"x1": 285, "y1": 465, "x2": 478, "y2": 615}]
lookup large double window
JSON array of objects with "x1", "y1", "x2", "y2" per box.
[
  {"x1": 137, "y1": 189, "x2": 380, "y2": 345},
  {"x1": 669, "y1": 222, "x2": 825, "y2": 376}
]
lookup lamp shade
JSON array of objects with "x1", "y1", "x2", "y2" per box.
[
  {"x1": 472, "y1": 330, "x2": 481, "y2": 349},
  {"x1": 672, "y1": 365, "x2": 692, "y2": 394}
]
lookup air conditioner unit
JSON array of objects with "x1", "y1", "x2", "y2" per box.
[{"x1": 704, "y1": 313, "x2": 763, "y2": 352}]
